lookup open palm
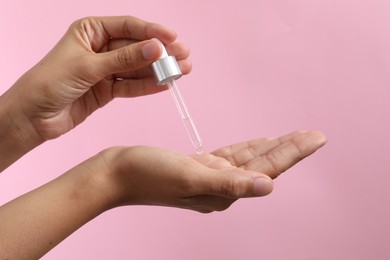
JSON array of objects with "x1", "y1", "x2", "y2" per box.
[{"x1": 111, "y1": 130, "x2": 326, "y2": 213}]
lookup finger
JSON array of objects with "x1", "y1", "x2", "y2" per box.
[
  {"x1": 196, "y1": 168, "x2": 274, "y2": 199},
  {"x1": 245, "y1": 131, "x2": 327, "y2": 179},
  {"x1": 104, "y1": 40, "x2": 191, "y2": 79},
  {"x1": 105, "y1": 39, "x2": 190, "y2": 60},
  {"x1": 99, "y1": 38, "x2": 138, "y2": 53},
  {"x1": 114, "y1": 59, "x2": 192, "y2": 79},
  {"x1": 212, "y1": 130, "x2": 307, "y2": 167},
  {"x1": 112, "y1": 77, "x2": 168, "y2": 98},
  {"x1": 95, "y1": 16, "x2": 176, "y2": 43},
  {"x1": 166, "y1": 42, "x2": 191, "y2": 60},
  {"x1": 96, "y1": 39, "x2": 162, "y2": 76}
]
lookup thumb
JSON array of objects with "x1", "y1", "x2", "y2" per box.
[
  {"x1": 203, "y1": 169, "x2": 274, "y2": 199},
  {"x1": 97, "y1": 39, "x2": 162, "y2": 76}
]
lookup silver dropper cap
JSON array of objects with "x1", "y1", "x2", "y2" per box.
[{"x1": 151, "y1": 39, "x2": 182, "y2": 86}]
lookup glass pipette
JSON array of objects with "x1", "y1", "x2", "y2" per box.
[
  {"x1": 151, "y1": 39, "x2": 204, "y2": 154},
  {"x1": 166, "y1": 80, "x2": 204, "y2": 154}
]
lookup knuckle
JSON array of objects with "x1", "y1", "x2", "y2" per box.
[
  {"x1": 70, "y1": 16, "x2": 93, "y2": 30},
  {"x1": 222, "y1": 177, "x2": 242, "y2": 198},
  {"x1": 116, "y1": 48, "x2": 137, "y2": 68},
  {"x1": 265, "y1": 151, "x2": 283, "y2": 177},
  {"x1": 121, "y1": 18, "x2": 133, "y2": 38}
]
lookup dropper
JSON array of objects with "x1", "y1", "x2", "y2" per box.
[{"x1": 151, "y1": 39, "x2": 204, "y2": 154}]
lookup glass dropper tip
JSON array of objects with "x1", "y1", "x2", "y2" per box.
[{"x1": 195, "y1": 145, "x2": 205, "y2": 155}]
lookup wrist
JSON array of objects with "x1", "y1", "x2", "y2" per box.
[
  {"x1": 93, "y1": 146, "x2": 146, "y2": 209},
  {"x1": 0, "y1": 88, "x2": 45, "y2": 171},
  {"x1": 86, "y1": 147, "x2": 128, "y2": 211}
]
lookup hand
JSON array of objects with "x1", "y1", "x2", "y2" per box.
[
  {"x1": 103, "y1": 130, "x2": 327, "y2": 213},
  {"x1": 4, "y1": 16, "x2": 191, "y2": 141},
  {"x1": 0, "y1": 130, "x2": 326, "y2": 258}
]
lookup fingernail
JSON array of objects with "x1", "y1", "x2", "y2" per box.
[
  {"x1": 253, "y1": 178, "x2": 273, "y2": 196},
  {"x1": 141, "y1": 40, "x2": 161, "y2": 60}
]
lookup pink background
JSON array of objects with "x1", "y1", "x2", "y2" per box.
[{"x1": 1, "y1": 0, "x2": 389, "y2": 259}]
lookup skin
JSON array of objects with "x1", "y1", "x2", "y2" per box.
[
  {"x1": 0, "y1": 15, "x2": 191, "y2": 171},
  {"x1": 0, "y1": 16, "x2": 327, "y2": 259}
]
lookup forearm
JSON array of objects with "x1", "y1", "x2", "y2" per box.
[
  {"x1": 0, "y1": 88, "x2": 44, "y2": 172},
  {"x1": 0, "y1": 151, "x2": 115, "y2": 259}
]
